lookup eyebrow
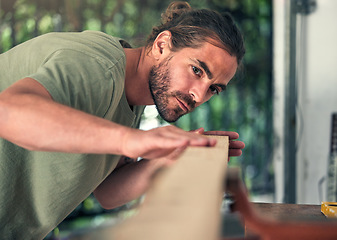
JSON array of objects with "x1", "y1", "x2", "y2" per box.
[
  {"x1": 193, "y1": 59, "x2": 214, "y2": 79},
  {"x1": 191, "y1": 58, "x2": 227, "y2": 92}
]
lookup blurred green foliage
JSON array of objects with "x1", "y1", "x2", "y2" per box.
[{"x1": 0, "y1": 0, "x2": 273, "y2": 216}]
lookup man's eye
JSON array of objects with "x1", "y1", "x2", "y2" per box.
[
  {"x1": 192, "y1": 66, "x2": 202, "y2": 77},
  {"x1": 209, "y1": 85, "x2": 220, "y2": 95}
]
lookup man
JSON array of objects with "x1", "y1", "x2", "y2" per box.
[{"x1": 0, "y1": 1, "x2": 245, "y2": 239}]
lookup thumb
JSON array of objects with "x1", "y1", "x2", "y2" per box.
[{"x1": 191, "y1": 127, "x2": 205, "y2": 134}]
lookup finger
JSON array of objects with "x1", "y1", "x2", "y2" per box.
[
  {"x1": 139, "y1": 143, "x2": 186, "y2": 159},
  {"x1": 159, "y1": 129, "x2": 216, "y2": 147},
  {"x1": 190, "y1": 127, "x2": 205, "y2": 134},
  {"x1": 229, "y1": 149, "x2": 242, "y2": 157},
  {"x1": 141, "y1": 148, "x2": 177, "y2": 160},
  {"x1": 142, "y1": 135, "x2": 211, "y2": 159},
  {"x1": 203, "y1": 131, "x2": 239, "y2": 140},
  {"x1": 152, "y1": 137, "x2": 190, "y2": 150},
  {"x1": 142, "y1": 136, "x2": 213, "y2": 160},
  {"x1": 138, "y1": 126, "x2": 217, "y2": 159},
  {"x1": 229, "y1": 140, "x2": 245, "y2": 150},
  {"x1": 191, "y1": 136, "x2": 217, "y2": 147}
]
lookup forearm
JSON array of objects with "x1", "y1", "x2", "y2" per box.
[
  {"x1": 0, "y1": 78, "x2": 131, "y2": 154},
  {"x1": 94, "y1": 158, "x2": 167, "y2": 209}
]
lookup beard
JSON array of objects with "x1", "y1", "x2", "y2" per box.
[{"x1": 148, "y1": 57, "x2": 195, "y2": 123}]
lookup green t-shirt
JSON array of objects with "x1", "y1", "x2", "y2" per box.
[{"x1": 0, "y1": 31, "x2": 145, "y2": 239}]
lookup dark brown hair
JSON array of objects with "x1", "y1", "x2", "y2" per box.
[{"x1": 146, "y1": 1, "x2": 245, "y2": 65}]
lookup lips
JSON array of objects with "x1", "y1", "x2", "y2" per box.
[{"x1": 176, "y1": 97, "x2": 190, "y2": 113}]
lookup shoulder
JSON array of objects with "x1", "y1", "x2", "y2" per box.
[{"x1": 37, "y1": 31, "x2": 128, "y2": 67}]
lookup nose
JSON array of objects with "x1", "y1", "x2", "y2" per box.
[{"x1": 189, "y1": 82, "x2": 209, "y2": 104}]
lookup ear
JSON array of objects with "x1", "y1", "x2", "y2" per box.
[{"x1": 151, "y1": 30, "x2": 172, "y2": 61}]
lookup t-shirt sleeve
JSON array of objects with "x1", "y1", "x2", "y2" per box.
[{"x1": 29, "y1": 49, "x2": 120, "y2": 117}]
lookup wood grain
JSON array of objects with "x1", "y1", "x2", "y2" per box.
[{"x1": 111, "y1": 136, "x2": 229, "y2": 240}]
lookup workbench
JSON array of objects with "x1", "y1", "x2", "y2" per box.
[
  {"x1": 222, "y1": 202, "x2": 332, "y2": 239},
  {"x1": 254, "y1": 203, "x2": 325, "y2": 221}
]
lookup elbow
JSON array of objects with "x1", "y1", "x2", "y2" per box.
[
  {"x1": 0, "y1": 101, "x2": 29, "y2": 150},
  {"x1": 0, "y1": 95, "x2": 38, "y2": 151},
  {"x1": 93, "y1": 190, "x2": 111, "y2": 209},
  {"x1": 93, "y1": 189, "x2": 124, "y2": 210}
]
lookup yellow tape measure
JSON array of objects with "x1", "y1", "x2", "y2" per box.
[{"x1": 321, "y1": 202, "x2": 337, "y2": 218}]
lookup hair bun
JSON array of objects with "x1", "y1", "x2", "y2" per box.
[{"x1": 161, "y1": 1, "x2": 192, "y2": 24}]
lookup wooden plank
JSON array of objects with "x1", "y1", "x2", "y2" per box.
[{"x1": 110, "y1": 136, "x2": 229, "y2": 240}]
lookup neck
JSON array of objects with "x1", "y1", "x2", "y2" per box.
[{"x1": 124, "y1": 47, "x2": 154, "y2": 106}]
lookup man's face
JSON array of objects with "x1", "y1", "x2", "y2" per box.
[{"x1": 149, "y1": 42, "x2": 238, "y2": 123}]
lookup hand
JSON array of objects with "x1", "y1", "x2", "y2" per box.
[
  {"x1": 121, "y1": 125, "x2": 217, "y2": 160},
  {"x1": 192, "y1": 128, "x2": 245, "y2": 158}
]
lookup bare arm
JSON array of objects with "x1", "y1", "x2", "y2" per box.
[
  {"x1": 94, "y1": 147, "x2": 186, "y2": 209},
  {"x1": 94, "y1": 157, "x2": 164, "y2": 209},
  {"x1": 0, "y1": 77, "x2": 216, "y2": 158},
  {"x1": 0, "y1": 77, "x2": 131, "y2": 154}
]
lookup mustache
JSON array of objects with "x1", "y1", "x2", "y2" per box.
[{"x1": 173, "y1": 91, "x2": 196, "y2": 110}]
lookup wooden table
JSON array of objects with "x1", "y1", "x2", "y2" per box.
[
  {"x1": 222, "y1": 203, "x2": 336, "y2": 239},
  {"x1": 253, "y1": 203, "x2": 326, "y2": 221}
]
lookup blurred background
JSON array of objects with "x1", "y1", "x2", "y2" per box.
[{"x1": 1, "y1": 0, "x2": 336, "y2": 239}]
